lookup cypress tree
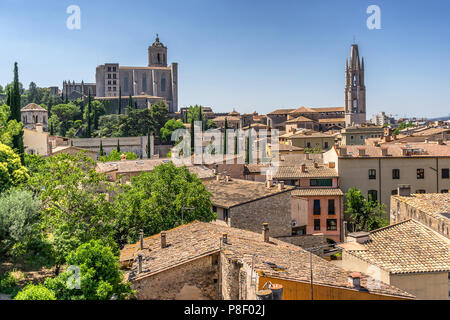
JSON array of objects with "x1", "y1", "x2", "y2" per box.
[
  {"x1": 146, "y1": 131, "x2": 151, "y2": 159},
  {"x1": 117, "y1": 139, "x2": 120, "y2": 152},
  {"x1": 127, "y1": 94, "x2": 132, "y2": 114},
  {"x1": 223, "y1": 117, "x2": 228, "y2": 155},
  {"x1": 234, "y1": 134, "x2": 238, "y2": 155},
  {"x1": 86, "y1": 91, "x2": 92, "y2": 137},
  {"x1": 65, "y1": 91, "x2": 68, "y2": 103},
  {"x1": 246, "y1": 125, "x2": 251, "y2": 164},
  {"x1": 71, "y1": 140, "x2": 73, "y2": 146},
  {"x1": 50, "y1": 122, "x2": 54, "y2": 136},
  {"x1": 118, "y1": 87, "x2": 122, "y2": 114},
  {"x1": 190, "y1": 117, "x2": 194, "y2": 153},
  {"x1": 99, "y1": 140, "x2": 104, "y2": 157},
  {"x1": 9, "y1": 63, "x2": 24, "y2": 164}
]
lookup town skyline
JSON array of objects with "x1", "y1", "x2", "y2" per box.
[{"x1": 1, "y1": 0, "x2": 450, "y2": 118}]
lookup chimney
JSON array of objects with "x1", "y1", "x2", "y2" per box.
[
  {"x1": 348, "y1": 272, "x2": 361, "y2": 289},
  {"x1": 347, "y1": 232, "x2": 370, "y2": 244},
  {"x1": 384, "y1": 134, "x2": 391, "y2": 142},
  {"x1": 398, "y1": 184, "x2": 411, "y2": 197},
  {"x1": 266, "y1": 179, "x2": 273, "y2": 188},
  {"x1": 401, "y1": 148, "x2": 409, "y2": 156},
  {"x1": 306, "y1": 153, "x2": 310, "y2": 160},
  {"x1": 301, "y1": 163, "x2": 307, "y2": 172},
  {"x1": 216, "y1": 173, "x2": 221, "y2": 181},
  {"x1": 328, "y1": 162, "x2": 335, "y2": 169},
  {"x1": 381, "y1": 147, "x2": 388, "y2": 156},
  {"x1": 161, "y1": 231, "x2": 167, "y2": 248},
  {"x1": 358, "y1": 148, "x2": 366, "y2": 156},
  {"x1": 139, "y1": 231, "x2": 144, "y2": 250},
  {"x1": 313, "y1": 162, "x2": 319, "y2": 168},
  {"x1": 437, "y1": 138, "x2": 444, "y2": 145},
  {"x1": 262, "y1": 223, "x2": 269, "y2": 243},
  {"x1": 222, "y1": 233, "x2": 228, "y2": 244},
  {"x1": 225, "y1": 175, "x2": 231, "y2": 182},
  {"x1": 278, "y1": 181, "x2": 285, "y2": 191},
  {"x1": 138, "y1": 253, "x2": 143, "y2": 274},
  {"x1": 339, "y1": 147, "x2": 347, "y2": 156}
]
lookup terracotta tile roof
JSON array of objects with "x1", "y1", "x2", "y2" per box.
[
  {"x1": 21, "y1": 103, "x2": 47, "y2": 112},
  {"x1": 391, "y1": 193, "x2": 450, "y2": 220},
  {"x1": 318, "y1": 118, "x2": 346, "y2": 123},
  {"x1": 278, "y1": 153, "x2": 323, "y2": 166},
  {"x1": 273, "y1": 164, "x2": 338, "y2": 179},
  {"x1": 289, "y1": 106, "x2": 318, "y2": 114},
  {"x1": 344, "y1": 219, "x2": 450, "y2": 274},
  {"x1": 122, "y1": 221, "x2": 414, "y2": 299},
  {"x1": 290, "y1": 131, "x2": 337, "y2": 139},
  {"x1": 286, "y1": 116, "x2": 315, "y2": 123},
  {"x1": 291, "y1": 188, "x2": 344, "y2": 197},
  {"x1": 96, "y1": 159, "x2": 215, "y2": 179},
  {"x1": 336, "y1": 142, "x2": 450, "y2": 158},
  {"x1": 267, "y1": 108, "x2": 295, "y2": 115},
  {"x1": 311, "y1": 107, "x2": 345, "y2": 113},
  {"x1": 203, "y1": 179, "x2": 294, "y2": 208}
]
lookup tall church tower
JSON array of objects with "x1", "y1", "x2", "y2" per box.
[
  {"x1": 345, "y1": 44, "x2": 366, "y2": 127},
  {"x1": 148, "y1": 34, "x2": 168, "y2": 67}
]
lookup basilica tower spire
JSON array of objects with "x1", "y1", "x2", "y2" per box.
[{"x1": 345, "y1": 44, "x2": 366, "y2": 127}]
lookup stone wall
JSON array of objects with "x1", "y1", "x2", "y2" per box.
[
  {"x1": 276, "y1": 234, "x2": 326, "y2": 256},
  {"x1": 132, "y1": 253, "x2": 220, "y2": 300},
  {"x1": 229, "y1": 191, "x2": 292, "y2": 237},
  {"x1": 220, "y1": 252, "x2": 257, "y2": 300}
]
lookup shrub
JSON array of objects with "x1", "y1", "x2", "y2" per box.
[{"x1": 14, "y1": 284, "x2": 56, "y2": 300}]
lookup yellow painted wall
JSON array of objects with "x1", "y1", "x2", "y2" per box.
[{"x1": 258, "y1": 276, "x2": 410, "y2": 300}]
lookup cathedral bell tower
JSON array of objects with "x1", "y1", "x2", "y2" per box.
[
  {"x1": 148, "y1": 34, "x2": 168, "y2": 67},
  {"x1": 345, "y1": 44, "x2": 366, "y2": 127}
]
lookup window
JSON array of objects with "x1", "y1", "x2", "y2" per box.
[
  {"x1": 107, "y1": 67, "x2": 111, "y2": 72},
  {"x1": 212, "y1": 206, "x2": 217, "y2": 213},
  {"x1": 350, "y1": 135, "x2": 354, "y2": 140},
  {"x1": 142, "y1": 75, "x2": 147, "y2": 92},
  {"x1": 417, "y1": 168, "x2": 424, "y2": 179},
  {"x1": 113, "y1": 67, "x2": 116, "y2": 72},
  {"x1": 442, "y1": 168, "x2": 449, "y2": 179},
  {"x1": 161, "y1": 75, "x2": 166, "y2": 92},
  {"x1": 314, "y1": 219, "x2": 321, "y2": 231},
  {"x1": 368, "y1": 190, "x2": 378, "y2": 201},
  {"x1": 392, "y1": 169, "x2": 400, "y2": 179},
  {"x1": 441, "y1": 189, "x2": 449, "y2": 193},
  {"x1": 327, "y1": 219, "x2": 337, "y2": 231},
  {"x1": 369, "y1": 169, "x2": 376, "y2": 179},
  {"x1": 313, "y1": 200, "x2": 321, "y2": 215},
  {"x1": 306, "y1": 142, "x2": 311, "y2": 148},
  {"x1": 328, "y1": 199, "x2": 335, "y2": 215},
  {"x1": 310, "y1": 179, "x2": 333, "y2": 187},
  {"x1": 416, "y1": 190, "x2": 426, "y2": 194},
  {"x1": 108, "y1": 74, "x2": 111, "y2": 79},
  {"x1": 324, "y1": 142, "x2": 329, "y2": 149},
  {"x1": 113, "y1": 74, "x2": 116, "y2": 79},
  {"x1": 391, "y1": 189, "x2": 398, "y2": 195}
]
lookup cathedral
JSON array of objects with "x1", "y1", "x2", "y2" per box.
[
  {"x1": 345, "y1": 44, "x2": 366, "y2": 127},
  {"x1": 95, "y1": 35, "x2": 178, "y2": 113}
]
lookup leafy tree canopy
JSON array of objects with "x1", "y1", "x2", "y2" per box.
[
  {"x1": 0, "y1": 142, "x2": 29, "y2": 194},
  {"x1": 160, "y1": 118, "x2": 186, "y2": 143},
  {"x1": 0, "y1": 104, "x2": 22, "y2": 147},
  {"x1": 14, "y1": 284, "x2": 56, "y2": 300},
  {"x1": 98, "y1": 149, "x2": 137, "y2": 162}
]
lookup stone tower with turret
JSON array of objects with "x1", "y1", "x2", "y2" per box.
[
  {"x1": 148, "y1": 34, "x2": 167, "y2": 67},
  {"x1": 345, "y1": 44, "x2": 366, "y2": 127}
]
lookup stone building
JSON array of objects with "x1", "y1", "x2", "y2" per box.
[
  {"x1": 203, "y1": 177, "x2": 294, "y2": 237},
  {"x1": 21, "y1": 103, "x2": 48, "y2": 131},
  {"x1": 62, "y1": 80, "x2": 96, "y2": 100},
  {"x1": 340, "y1": 219, "x2": 450, "y2": 300},
  {"x1": 95, "y1": 35, "x2": 178, "y2": 113},
  {"x1": 120, "y1": 221, "x2": 414, "y2": 300},
  {"x1": 390, "y1": 190, "x2": 450, "y2": 239},
  {"x1": 323, "y1": 142, "x2": 450, "y2": 211},
  {"x1": 345, "y1": 44, "x2": 366, "y2": 127}
]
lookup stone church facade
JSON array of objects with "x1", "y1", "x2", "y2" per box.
[
  {"x1": 95, "y1": 35, "x2": 178, "y2": 113},
  {"x1": 345, "y1": 44, "x2": 366, "y2": 127}
]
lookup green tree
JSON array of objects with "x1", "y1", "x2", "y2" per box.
[
  {"x1": 116, "y1": 139, "x2": 120, "y2": 152},
  {"x1": 146, "y1": 131, "x2": 151, "y2": 158},
  {"x1": 190, "y1": 117, "x2": 194, "y2": 153},
  {"x1": 85, "y1": 92, "x2": 92, "y2": 137},
  {"x1": 99, "y1": 140, "x2": 104, "y2": 157},
  {"x1": 50, "y1": 103, "x2": 81, "y2": 136},
  {"x1": 0, "y1": 142, "x2": 29, "y2": 194},
  {"x1": 345, "y1": 187, "x2": 388, "y2": 232},
  {"x1": 8, "y1": 63, "x2": 24, "y2": 164},
  {"x1": 223, "y1": 117, "x2": 228, "y2": 155},
  {"x1": 45, "y1": 240, "x2": 134, "y2": 300},
  {"x1": 160, "y1": 119, "x2": 186, "y2": 144},
  {"x1": 0, "y1": 104, "x2": 22, "y2": 148},
  {"x1": 149, "y1": 101, "x2": 169, "y2": 139},
  {"x1": 98, "y1": 149, "x2": 137, "y2": 162},
  {"x1": 127, "y1": 94, "x2": 132, "y2": 114},
  {"x1": 113, "y1": 162, "x2": 216, "y2": 246},
  {"x1": 14, "y1": 284, "x2": 56, "y2": 300},
  {"x1": 26, "y1": 153, "x2": 117, "y2": 268}
]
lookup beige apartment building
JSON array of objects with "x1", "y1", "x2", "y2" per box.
[
  {"x1": 339, "y1": 124, "x2": 384, "y2": 146},
  {"x1": 323, "y1": 142, "x2": 450, "y2": 211},
  {"x1": 340, "y1": 219, "x2": 449, "y2": 300}
]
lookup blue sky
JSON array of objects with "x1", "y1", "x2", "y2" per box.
[{"x1": 1, "y1": 0, "x2": 450, "y2": 118}]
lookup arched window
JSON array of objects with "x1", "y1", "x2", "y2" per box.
[
  {"x1": 161, "y1": 75, "x2": 166, "y2": 92},
  {"x1": 157, "y1": 53, "x2": 161, "y2": 63},
  {"x1": 353, "y1": 75, "x2": 357, "y2": 86},
  {"x1": 352, "y1": 99, "x2": 358, "y2": 112}
]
